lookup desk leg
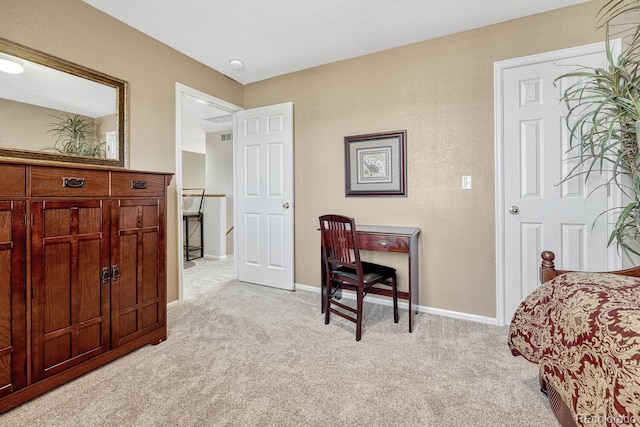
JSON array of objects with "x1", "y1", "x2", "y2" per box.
[{"x1": 408, "y1": 235, "x2": 419, "y2": 332}]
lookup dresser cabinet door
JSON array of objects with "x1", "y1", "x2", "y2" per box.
[
  {"x1": 111, "y1": 198, "x2": 166, "y2": 347},
  {"x1": 0, "y1": 201, "x2": 26, "y2": 397},
  {"x1": 31, "y1": 200, "x2": 110, "y2": 381}
]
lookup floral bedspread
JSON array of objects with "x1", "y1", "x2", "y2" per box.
[{"x1": 508, "y1": 272, "x2": 640, "y2": 427}]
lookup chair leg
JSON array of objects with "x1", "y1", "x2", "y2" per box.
[
  {"x1": 199, "y1": 213, "x2": 204, "y2": 259},
  {"x1": 355, "y1": 286, "x2": 364, "y2": 341},
  {"x1": 184, "y1": 216, "x2": 190, "y2": 261},
  {"x1": 324, "y1": 277, "x2": 332, "y2": 325},
  {"x1": 392, "y1": 275, "x2": 399, "y2": 323}
]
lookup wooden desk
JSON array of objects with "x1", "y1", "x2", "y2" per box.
[{"x1": 321, "y1": 225, "x2": 421, "y2": 332}]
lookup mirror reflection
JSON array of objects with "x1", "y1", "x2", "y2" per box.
[{"x1": 0, "y1": 38, "x2": 127, "y2": 167}]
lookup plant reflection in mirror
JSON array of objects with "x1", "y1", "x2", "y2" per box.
[{"x1": 47, "y1": 113, "x2": 106, "y2": 158}]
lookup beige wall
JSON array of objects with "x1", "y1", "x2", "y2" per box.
[
  {"x1": 205, "y1": 131, "x2": 235, "y2": 255},
  {"x1": 0, "y1": 0, "x2": 610, "y2": 318},
  {"x1": 0, "y1": 0, "x2": 244, "y2": 303},
  {"x1": 181, "y1": 151, "x2": 206, "y2": 189},
  {"x1": 244, "y1": 1, "x2": 607, "y2": 318}
]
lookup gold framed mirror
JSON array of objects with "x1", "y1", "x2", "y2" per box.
[{"x1": 0, "y1": 37, "x2": 128, "y2": 167}]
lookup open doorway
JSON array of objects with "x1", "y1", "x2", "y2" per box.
[{"x1": 175, "y1": 83, "x2": 242, "y2": 304}]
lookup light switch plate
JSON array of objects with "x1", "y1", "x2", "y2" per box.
[{"x1": 462, "y1": 175, "x2": 472, "y2": 190}]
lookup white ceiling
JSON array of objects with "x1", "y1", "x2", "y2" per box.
[
  {"x1": 180, "y1": 92, "x2": 234, "y2": 142},
  {"x1": 73, "y1": 0, "x2": 590, "y2": 138},
  {"x1": 82, "y1": 0, "x2": 589, "y2": 85}
]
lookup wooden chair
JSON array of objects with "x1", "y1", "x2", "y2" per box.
[{"x1": 319, "y1": 214, "x2": 399, "y2": 341}]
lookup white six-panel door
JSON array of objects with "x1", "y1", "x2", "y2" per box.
[
  {"x1": 496, "y1": 42, "x2": 622, "y2": 324},
  {"x1": 234, "y1": 102, "x2": 294, "y2": 290}
]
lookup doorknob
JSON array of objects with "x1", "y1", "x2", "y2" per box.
[
  {"x1": 282, "y1": 203, "x2": 290, "y2": 209},
  {"x1": 509, "y1": 206, "x2": 520, "y2": 215}
]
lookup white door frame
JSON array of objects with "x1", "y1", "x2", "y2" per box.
[
  {"x1": 494, "y1": 40, "x2": 622, "y2": 325},
  {"x1": 175, "y1": 82, "x2": 242, "y2": 304}
]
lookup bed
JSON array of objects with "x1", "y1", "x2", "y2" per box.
[{"x1": 508, "y1": 251, "x2": 640, "y2": 427}]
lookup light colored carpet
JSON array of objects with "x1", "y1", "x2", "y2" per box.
[{"x1": 0, "y1": 257, "x2": 557, "y2": 426}]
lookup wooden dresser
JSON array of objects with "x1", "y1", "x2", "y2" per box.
[{"x1": 0, "y1": 159, "x2": 172, "y2": 413}]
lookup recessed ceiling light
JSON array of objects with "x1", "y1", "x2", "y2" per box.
[
  {"x1": 229, "y1": 59, "x2": 244, "y2": 70},
  {"x1": 0, "y1": 55, "x2": 24, "y2": 74}
]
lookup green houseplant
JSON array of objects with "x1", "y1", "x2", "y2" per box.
[
  {"x1": 559, "y1": 0, "x2": 640, "y2": 259},
  {"x1": 47, "y1": 113, "x2": 106, "y2": 157}
]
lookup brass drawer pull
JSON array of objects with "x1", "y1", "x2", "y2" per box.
[
  {"x1": 62, "y1": 177, "x2": 85, "y2": 188},
  {"x1": 131, "y1": 180, "x2": 147, "y2": 189},
  {"x1": 377, "y1": 240, "x2": 389, "y2": 247}
]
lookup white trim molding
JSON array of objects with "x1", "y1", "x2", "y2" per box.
[
  {"x1": 174, "y1": 82, "x2": 242, "y2": 305},
  {"x1": 295, "y1": 283, "x2": 500, "y2": 325}
]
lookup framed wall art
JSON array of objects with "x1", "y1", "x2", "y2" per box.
[{"x1": 344, "y1": 130, "x2": 407, "y2": 196}]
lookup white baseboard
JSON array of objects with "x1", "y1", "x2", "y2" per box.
[
  {"x1": 167, "y1": 300, "x2": 180, "y2": 310},
  {"x1": 203, "y1": 254, "x2": 227, "y2": 260},
  {"x1": 422, "y1": 305, "x2": 499, "y2": 325},
  {"x1": 294, "y1": 282, "x2": 499, "y2": 326}
]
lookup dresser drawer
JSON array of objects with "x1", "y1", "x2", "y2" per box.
[
  {"x1": 31, "y1": 167, "x2": 109, "y2": 197},
  {"x1": 0, "y1": 165, "x2": 26, "y2": 196},
  {"x1": 357, "y1": 233, "x2": 410, "y2": 253},
  {"x1": 111, "y1": 172, "x2": 166, "y2": 197}
]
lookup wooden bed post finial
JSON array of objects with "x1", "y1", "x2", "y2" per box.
[
  {"x1": 540, "y1": 251, "x2": 557, "y2": 284},
  {"x1": 541, "y1": 251, "x2": 555, "y2": 269},
  {"x1": 539, "y1": 250, "x2": 640, "y2": 285}
]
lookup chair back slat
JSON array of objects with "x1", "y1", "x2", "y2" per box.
[{"x1": 319, "y1": 214, "x2": 361, "y2": 269}]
